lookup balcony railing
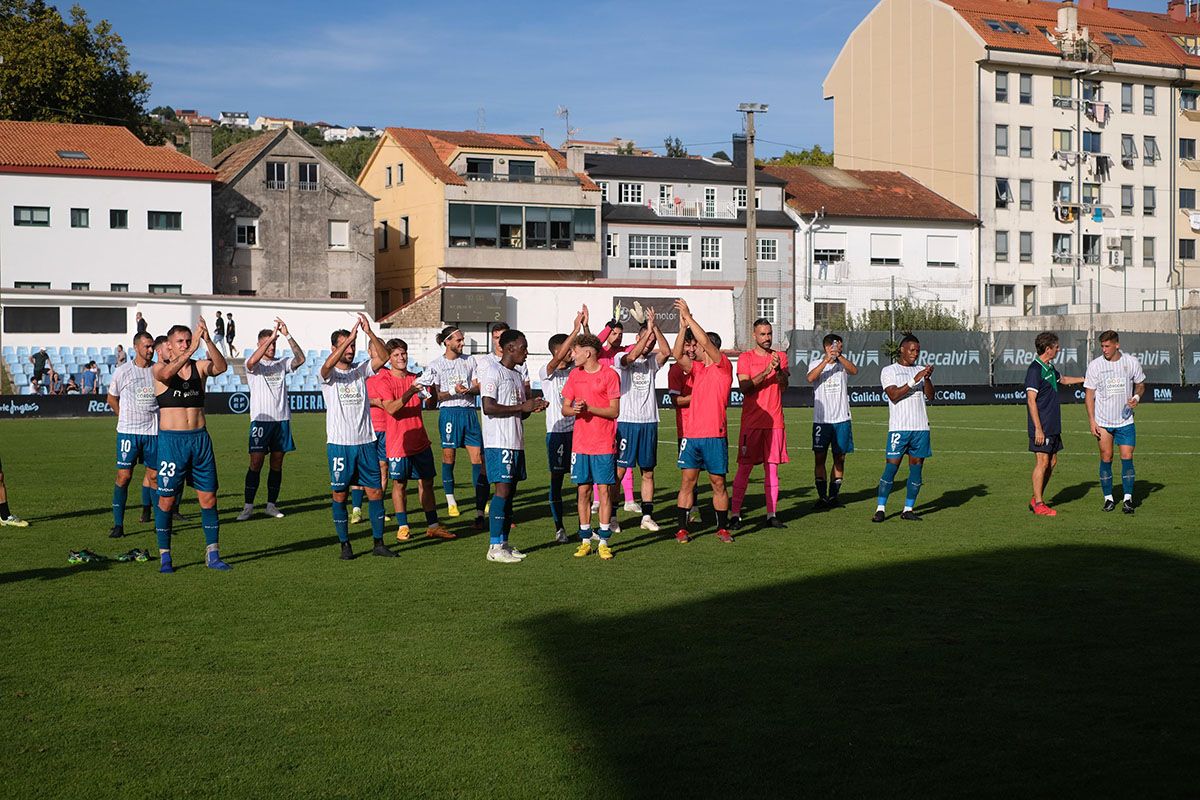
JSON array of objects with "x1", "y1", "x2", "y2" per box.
[
  {"x1": 298, "y1": 181, "x2": 320, "y2": 192},
  {"x1": 458, "y1": 170, "x2": 580, "y2": 186},
  {"x1": 651, "y1": 200, "x2": 738, "y2": 220},
  {"x1": 266, "y1": 180, "x2": 287, "y2": 190}
]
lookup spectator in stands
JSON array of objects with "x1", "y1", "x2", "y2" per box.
[
  {"x1": 136, "y1": 312, "x2": 148, "y2": 335},
  {"x1": 29, "y1": 347, "x2": 51, "y2": 388},
  {"x1": 116, "y1": 344, "x2": 128, "y2": 365},
  {"x1": 63, "y1": 375, "x2": 79, "y2": 394},
  {"x1": 81, "y1": 361, "x2": 99, "y2": 394},
  {"x1": 213, "y1": 311, "x2": 226, "y2": 357},
  {"x1": 226, "y1": 313, "x2": 236, "y2": 355},
  {"x1": 45, "y1": 369, "x2": 62, "y2": 395}
]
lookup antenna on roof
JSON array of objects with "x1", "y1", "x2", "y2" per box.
[{"x1": 555, "y1": 105, "x2": 571, "y2": 145}]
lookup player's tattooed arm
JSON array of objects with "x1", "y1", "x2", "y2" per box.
[
  {"x1": 320, "y1": 320, "x2": 361, "y2": 381},
  {"x1": 358, "y1": 313, "x2": 389, "y2": 372},
  {"x1": 278, "y1": 318, "x2": 305, "y2": 371}
]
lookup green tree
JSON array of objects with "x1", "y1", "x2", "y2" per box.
[
  {"x1": 711, "y1": 150, "x2": 731, "y2": 162},
  {"x1": 322, "y1": 137, "x2": 378, "y2": 180},
  {"x1": 617, "y1": 141, "x2": 636, "y2": 155},
  {"x1": 831, "y1": 297, "x2": 976, "y2": 334},
  {"x1": 663, "y1": 136, "x2": 688, "y2": 158},
  {"x1": 768, "y1": 144, "x2": 835, "y2": 166},
  {"x1": 0, "y1": 1, "x2": 157, "y2": 141},
  {"x1": 295, "y1": 125, "x2": 326, "y2": 148}
]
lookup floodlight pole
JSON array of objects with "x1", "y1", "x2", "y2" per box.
[{"x1": 738, "y1": 102, "x2": 767, "y2": 349}]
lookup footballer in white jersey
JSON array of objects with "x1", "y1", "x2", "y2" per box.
[
  {"x1": 805, "y1": 332, "x2": 858, "y2": 510},
  {"x1": 872, "y1": 335, "x2": 935, "y2": 524},
  {"x1": 424, "y1": 325, "x2": 486, "y2": 524},
  {"x1": 238, "y1": 318, "x2": 306, "y2": 521},
  {"x1": 106, "y1": 331, "x2": 160, "y2": 538},
  {"x1": 613, "y1": 311, "x2": 671, "y2": 531},
  {"x1": 320, "y1": 314, "x2": 394, "y2": 560},
  {"x1": 479, "y1": 328, "x2": 548, "y2": 563},
  {"x1": 1083, "y1": 331, "x2": 1146, "y2": 514}
]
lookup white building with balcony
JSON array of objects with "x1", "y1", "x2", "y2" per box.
[
  {"x1": 585, "y1": 139, "x2": 797, "y2": 331},
  {"x1": 764, "y1": 165, "x2": 979, "y2": 329}
]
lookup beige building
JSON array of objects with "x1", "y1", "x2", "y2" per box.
[
  {"x1": 358, "y1": 128, "x2": 602, "y2": 318},
  {"x1": 826, "y1": 0, "x2": 1200, "y2": 317}
]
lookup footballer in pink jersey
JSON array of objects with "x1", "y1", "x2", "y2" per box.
[{"x1": 730, "y1": 319, "x2": 790, "y2": 530}]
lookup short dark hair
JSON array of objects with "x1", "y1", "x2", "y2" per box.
[
  {"x1": 753, "y1": 318, "x2": 772, "y2": 329},
  {"x1": 707, "y1": 331, "x2": 722, "y2": 349},
  {"x1": 133, "y1": 331, "x2": 153, "y2": 346},
  {"x1": 575, "y1": 333, "x2": 602, "y2": 352},
  {"x1": 492, "y1": 321, "x2": 511, "y2": 334},
  {"x1": 330, "y1": 329, "x2": 352, "y2": 347},
  {"x1": 1098, "y1": 329, "x2": 1120, "y2": 344},
  {"x1": 608, "y1": 319, "x2": 624, "y2": 331},
  {"x1": 1035, "y1": 331, "x2": 1059, "y2": 355},
  {"x1": 683, "y1": 329, "x2": 696, "y2": 343},
  {"x1": 166, "y1": 324, "x2": 191, "y2": 339},
  {"x1": 498, "y1": 328, "x2": 524, "y2": 348},
  {"x1": 153, "y1": 335, "x2": 168, "y2": 348},
  {"x1": 899, "y1": 334, "x2": 920, "y2": 347},
  {"x1": 822, "y1": 333, "x2": 843, "y2": 348},
  {"x1": 436, "y1": 325, "x2": 460, "y2": 345},
  {"x1": 548, "y1": 333, "x2": 568, "y2": 353},
  {"x1": 258, "y1": 328, "x2": 273, "y2": 341},
  {"x1": 385, "y1": 337, "x2": 407, "y2": 352}
]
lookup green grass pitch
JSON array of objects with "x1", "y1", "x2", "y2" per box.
[{"x1": 2, "y1": 405, "x2": 1198, "y2": 798}]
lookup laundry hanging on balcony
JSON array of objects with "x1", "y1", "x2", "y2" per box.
[
  {"x1": 1092, "y1": 102, "x2": 1108, "y2": 125},
  {"x1": 1094, "y1": 155, "x2": 1111, "y2": 181},
  {"x1": 1191, "y1": 212, "x2": 1200, "y2": 232},
  {"x1": 1092, "y1": 206, "x2": 1104, "y2": 223}
]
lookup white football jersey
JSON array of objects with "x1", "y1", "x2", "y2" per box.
[
  {"x1": 809, "y1": 358, "x2": 851, "y2": 425},
  {"x1": 1084, "y1": 352, "x2": 1145, "y2": 428},
  {"x1": 109, "y1": 362, "x2": 158, "y2": 436},
  {"x1": 481, "y1": 361, "x2": 527, "y2": 451},
  {"x1": 880, "y1": 363, "x2": 930, "y2": 432},
  {"x1": 245, "y1": 355, "x2": 294, "y2": 422},
  {"x1": 539, "y1": 363, "x2": 574, "y2": 434},
  {"x1": 321, "y1": 360, "x2": 376, "y2": 446},
  {"x1": 418, "y1": 355, "x2": 476, "y2": 409},
  {"x1": 615, "y1": 355, "x2": 660, "y2": 424}
]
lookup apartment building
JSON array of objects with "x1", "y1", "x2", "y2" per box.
[
  {"x1": 359, "y1": 128, "x2": 602, "y2": 318},
  {"x1": 586, "y1": 143, "x2": 797, "y2": 330},
  {"x1": 764, "y1": 165, "x2": 978, "y2": 329},
  {"x1": 826, "y1": 0, "x2": 1200, "y2": 317}
]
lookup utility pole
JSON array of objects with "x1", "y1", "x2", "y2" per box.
[{"x1": 737, "y1": 102, "x2": 768, "y2": 349}]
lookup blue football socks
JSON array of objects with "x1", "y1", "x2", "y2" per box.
[
  {"x1": 877, "y1": 462, "x2": 900, "y2": 508},
  {"x1": 112, "y1": 483, "x2": 128, "y2": 525},
  {"x1": 1099, "y1": 460, "x2": 1114, "y2": 498},
  {"x1": 1120, "y1": 458, "x2": 1135, "y2": 499},
  {"x1": 332, "y1": 500, "x2": 349, "y2": 542}
]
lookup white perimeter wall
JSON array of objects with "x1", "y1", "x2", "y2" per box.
[
  {"x1": 0, "y1": 173, "x2": 213, "y2": 295},
  {"x1": 0, "y1": 290, "x2": 367, "y2": 354}
]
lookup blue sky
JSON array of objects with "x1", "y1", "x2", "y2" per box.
[{"x1": 72, "y1": 0, "x2": 1172, "y2": 159}]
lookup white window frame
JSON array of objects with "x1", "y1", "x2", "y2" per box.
[
  {"x1": 628, "y1": 234, "x2": 688, "y2": 269},
  {"x1": 598, "y1": 181, "x2": 609, "y2": 202},
  {"x1": 298, "y1": 163, "x2": 319, "y2": 191},
  {"x1": 704, "y1": 187, "x2": 717, "y2": 217},
  {"x1": 385, "y1": 166, "x2": 392, "y2": 187},
  {"x1": 329, "y1": 219, "x2": 349, "y2": 249},
  {"x1": 926, "y1": 235, "x2": 958, "y2": 267},
  {"x1": 870, "y1": 233, "x2": 902, "y2": 266},
  {"x1": 398, "y1": 216, "x2": 409, "y2": 247},
  {"x1": 605, "y1": 232, "x2": 619, "y2": 258},
  {"x1": 756, "y1": 297, "x2": 778, "y2": 324},
  {"x1": 266, "y1": 161, "x2": 287, "y2": 189},
  {"x1": 700, "y1": 236, "x2": 721, "y2": 271},
  {"x1": 659, "y1": 184, "x2": 674, "y2": 204},
  {"x1": 756, "y1": 237, "x2": 778, "y2": 262},
  {"x1": 618, "y1": 182, "x2": 643, "y2": 205},
  {"x1": 735, "y1": 187, "x2": 762, "y2": 210},
  {"x1": 235, "y1": 217, "x2": 259, "y2": 248},
  {"x1": 396, "y1": 162, "x2": 404, "y2": 185}
]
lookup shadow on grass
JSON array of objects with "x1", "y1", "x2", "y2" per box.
[
  {"x1": 521, "y1": 545, "x2": 1200, "y2": 796},
  {"x1": 914, "y1": 483, "x2": 989, "y2": 515}
]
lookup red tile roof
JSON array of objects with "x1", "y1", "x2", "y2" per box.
[
  {"x1": 0, "y1": 121, "x2": 215, "y2": 181},
  {"x1": 382, "y1": 127, "x2": 600, "y2": 191},
  {"x1": 764, "y1": 165, "x2": 978, "y2": 223},
  {"x1": 211, "y1": 129, "x2": 285, "y2": 187},
  {"x1": 941, "y1": 0, "x2": 1200, "y2": 68}
]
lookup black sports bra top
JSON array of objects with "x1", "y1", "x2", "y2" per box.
[{"x1": 157, "y1": 360, "x2": 206, "y2": 408}]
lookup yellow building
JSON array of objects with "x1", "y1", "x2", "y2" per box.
[{"x1": 358, "y1": 128, "x2": 602, "y2": 317}]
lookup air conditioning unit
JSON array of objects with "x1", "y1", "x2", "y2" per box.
[
  {"x1": 1108, "y1": 249, "x2": 1125, "y2": 267},
  {"x1": 1105, "y1": 236, "x2": 1121, "y2": 248}
]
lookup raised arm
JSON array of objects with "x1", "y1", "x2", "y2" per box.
[
  {"x1": 198, "y1": 317, "x2": 228, "y2": 378},
  {"x1": 671, "y1": 322, "x2": 692, "y2": 374},
  {"x1": 358, "y1": 313, "x2": 388, "y2": 371},
  {"x1": 245, "y1": 320, "x2": 280, "y2": 372},
  {"x1": 675, "y1": 299, "x2": 720, "y2": 365},
  {"x1": 278, "y1": 318, "x2": 306, "y2": 371},
  {"x1": 649, "y1": 313, "x2": 671, "y2": 367},
  {"x1": 153, "y1": 318, "x2": 206, "y2": 382},
  {"x1": 547, "y1": 309, "x2": 585, "y2": 373},
  {"x1": 619, "y1": 326, "x2": 654, "y2": 368},
  {"x1": 320, "y1": 320, "x2": 360, "y2": 381}
]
